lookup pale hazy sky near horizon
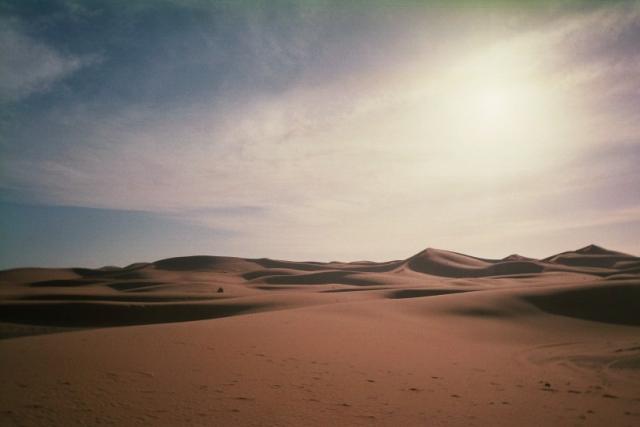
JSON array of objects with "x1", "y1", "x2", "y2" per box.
[{"x1": 1, "y1": 0, "x2": 639, "y2": 268}]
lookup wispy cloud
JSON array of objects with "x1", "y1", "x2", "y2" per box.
[{"x1": 0, "y1": 18, "x2": 98, "y2": 103}]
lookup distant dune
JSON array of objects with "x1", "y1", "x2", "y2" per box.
[{"x1": 1, "y1": 245, "x2": 639, "y2": 426}]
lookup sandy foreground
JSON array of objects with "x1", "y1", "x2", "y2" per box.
[{"x1": 1, "y1": 245, "x2": 639, "y2": 426}]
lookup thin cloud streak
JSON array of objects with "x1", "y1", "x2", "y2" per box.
[{"x1": 0, "y1": 17, "x2": 98, "y2": 103}]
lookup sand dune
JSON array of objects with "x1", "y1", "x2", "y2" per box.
[
  {"x1": 404, "y1": 248, "x2": 546, "y2": 277},
  {"x1": 1, "y1": 244, "x2": 639, "y2": 426},
  {"x1": 0, "y1": 244, "x2": 637, "y2": 330},
  {"x1": 543, "y1": 245, "x2": 638, "y2": 269}
]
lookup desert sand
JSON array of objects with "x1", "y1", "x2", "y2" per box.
[{"x1": 1, "y1": 244, "x2": 639, "y2": 426}]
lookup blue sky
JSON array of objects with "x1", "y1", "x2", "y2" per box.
[{"x1": 1, "y1": 0, "x2": 639, "y2": 268}]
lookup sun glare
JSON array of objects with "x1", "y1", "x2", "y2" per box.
[
  {"x1": 422, "y1": 43, "x2": 565, "y2": 175},
  {"x1": 475, "y1": 88, "x2": 512, "y2": 122}
]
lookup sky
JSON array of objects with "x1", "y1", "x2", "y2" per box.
[{"x1": 1, "y1": 0, "x2": 639, "y2": 268}]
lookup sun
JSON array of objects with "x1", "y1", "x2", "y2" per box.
[
  {"x1": 445, "y1": 71, "x2": 536, "y2": 137},
  {"x1": 440, "y1": 78, "x2": 538, "y2": 144},
  {"x1": 460, "y1": 82, "x2": 536, "y2": 138},
  {"x1": 474, "y1": 88, "x2": 513, "y2": 123}
]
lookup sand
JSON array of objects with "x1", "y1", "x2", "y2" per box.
[{"x1": 1, "y1": 244, "x2": 639, "y2": 426}]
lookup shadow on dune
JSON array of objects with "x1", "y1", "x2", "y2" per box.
[
  {"x1": 261, "y1": 270, "x2": 379, "y2": 286},
  {"x1": 29, "y1": 279, "x2": 183, "y2": 292},
  {"x1": 523, "y1": 282, "x2": 640, "y2": 326},
  {"x1": 252, "y1": 259, "x2": 334, "y2": 272},
  {"x1": 0, "y1": 301, "x2": 264, "y2": 330},
  {"x1": 243, "y1": 269, "x2": 297, "y2": 280},
  {"x1": 387, "y1": 288, "x2": 470, "y2": 299},
  {"x1": 107, "y1": 281, "x2": 167, "y2": 291},
  {"x1": 486, "y1": 261, "x2": 546, "y2": 276},
  {"x1": 152, "y1": 256, "x2": 260, "y2": 272},
  {"x1": 103, "y1": 271, "x2": 151, "y2": 280},
  {"x1": 253, "y1": 258, "x2": 403, "y2": 273},
  {"x1": 322, "y1": 287, "x2": 391, "y2": 293},
  {"x1": 29, "y1": 279, "x2": 105, "y2": 287},
  {"x1": 72, "y1": 266, "x2": 148, "y2": 278},
  {"x1": 14, "y1": 294, "x2": 224, "y2": 302}
]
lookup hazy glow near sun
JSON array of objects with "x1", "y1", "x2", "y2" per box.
[
  {"x1": 474, "y1": 88, "x2": 515, "y2": 122},
  {"x1": 447, "y1": 49, "x2": 543, "y2": 130},
  {"x1": 414, "y1": 42, "x2": 566, "y2": 175}
]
